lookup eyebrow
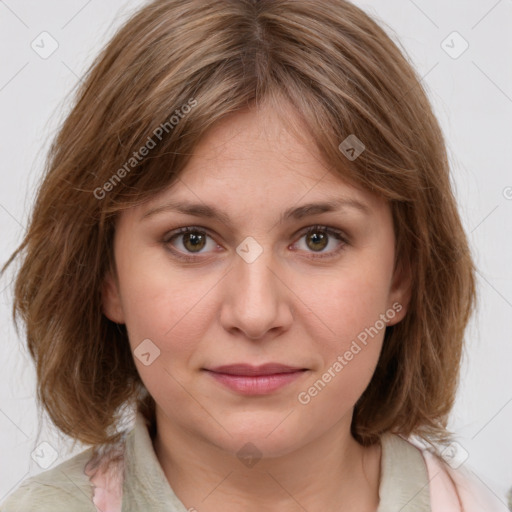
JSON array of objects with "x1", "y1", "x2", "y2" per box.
[{"x1": 140, "y1": 197, "x2": 371, "y2": 225}]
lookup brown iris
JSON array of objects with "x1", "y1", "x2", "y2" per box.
[
  {"x1": 305, "y1": 230, "x2": 328, "y2": 252},
  {"x1": 182, "y1": 231, "x2": 206, "y2": 252}
]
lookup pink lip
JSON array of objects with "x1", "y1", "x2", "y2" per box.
[{"x1": 203, "y1": 363, "x2": 308, "y2": 395}]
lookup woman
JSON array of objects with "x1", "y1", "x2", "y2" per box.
[{"x1": 0, "y1": 0, "x2": 503, "y2": 510}]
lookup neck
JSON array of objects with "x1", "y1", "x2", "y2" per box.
[{"x1": 153, "y1": 409, "x2": 382, "y2": 512}]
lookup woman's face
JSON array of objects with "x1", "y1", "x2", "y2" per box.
[{"x1": 102, "y1": 103, "x2": 410, "y2": 457}]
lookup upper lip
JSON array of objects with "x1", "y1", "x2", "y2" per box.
[{"x1": 205, "y1": 363, "x2": 307, "y2": 376}]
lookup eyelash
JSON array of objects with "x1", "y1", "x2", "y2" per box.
[{"x1": 162, "y1": 225, "x2": 349, "y2": 263}]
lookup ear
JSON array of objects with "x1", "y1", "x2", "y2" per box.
[
  {"x1": 101, "y1": 269, "x2": 125, "y2": 324},
  {"x1": 386, "y1": 256, "x2": 412, "y2": 326}
]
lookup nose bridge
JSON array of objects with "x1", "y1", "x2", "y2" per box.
[
  {"x1": 234, "y1": 235, "x2": 279, "y2": 304},
  {"x1": 221, "y1": 236, "x2": 290, "y2": 338}
]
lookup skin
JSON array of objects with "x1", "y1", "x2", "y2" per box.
[{"x1": 102, "y1": 101, "x2": 411, "y2": 512}]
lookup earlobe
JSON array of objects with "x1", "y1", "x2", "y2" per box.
[
  {"x1": 387, "y1": 257, "x2": 412, "y2": 326},
  {"x1": 101, "y1": 270, "x2": 125, "y2": 324}
]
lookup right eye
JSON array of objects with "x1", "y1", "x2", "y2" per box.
[{"x1": 163, "y1": 226, "x2": 220, "y2": 261}]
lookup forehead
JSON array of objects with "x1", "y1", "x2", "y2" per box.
[
  {"x1": 157, "y1": 104, "x2": 377, "y2": 202},
  {"x1": 187, "y1": 102, "x2": 324, "y2": 176},
  {"x1": 123, "y1": 102, "x2": 389, "y2": 226}
]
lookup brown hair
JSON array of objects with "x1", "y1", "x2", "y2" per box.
[{"x1": 1, "y1": 0, "x2": 476, "y2": 450}]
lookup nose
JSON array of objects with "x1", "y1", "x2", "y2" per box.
[{"x1": 219, "y1": 241, "x2": 294, "y2": 341}]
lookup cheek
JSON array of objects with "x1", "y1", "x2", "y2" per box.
[
  {"x1": 116, "y1": 251, "x2": 219, "y2": 358},
  {"x1": 296, "y1": 337, "x2": 383, "y2": 422},
  {"x1": 296, "y1": 281, "x2": 388, "y2": 416},
  {"x1": 293, "y1": 258, "x2": 392, "y2": 408},
  {"x1": 116, "y1": 263, "x2": 212, "y2": 405},
  {"x1": 300, "y1": 261, "x2": 393, "y2": 345}
]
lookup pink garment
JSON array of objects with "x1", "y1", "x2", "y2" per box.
[
  {"x1": 84, "y1": 440, "x2": 125, "y2": 512},
  {"x1": 423, "y1": 449, "x2": 506, "y2": 511}
]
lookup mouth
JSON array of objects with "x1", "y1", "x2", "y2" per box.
[{"x1": 202, "y1": 363, "x2": 309, "y2": 395}]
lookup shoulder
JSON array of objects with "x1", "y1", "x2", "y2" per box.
[
  {"x1": 0, "y1": 447, "x2": 98, "y2": 512},
  {"x1": 419, "y1": 442, "x2": 505, "y2": 512},
  {"x1": 381, "y1": 433, "x2": 505, "y2": 512}
]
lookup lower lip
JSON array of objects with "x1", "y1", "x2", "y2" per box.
[{"x1": 205, "y1": 370, "x2": 307, "y2": 395}]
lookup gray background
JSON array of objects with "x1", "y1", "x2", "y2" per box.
[{"x1": 1, "y1": 0, "x2": 511, "y2": 507}]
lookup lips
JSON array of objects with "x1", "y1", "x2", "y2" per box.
[
  {"x1": 205, "y1": 363, "x2": 306, "y2": 376},
  {"x1": 203, "y1": 363, "x2": 309, "y2": 395}
]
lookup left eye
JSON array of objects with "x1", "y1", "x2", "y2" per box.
[
  {"x1": 163, "y1": 225, "x2": 348, "y2": 261},
  {"x1": 292, "y1": 225, "x2": 348, "y2": 259}
]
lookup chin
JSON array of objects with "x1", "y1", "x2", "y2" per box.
[{"x1": 207, "y1": 413, "x2": 310, "y2": 459}]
